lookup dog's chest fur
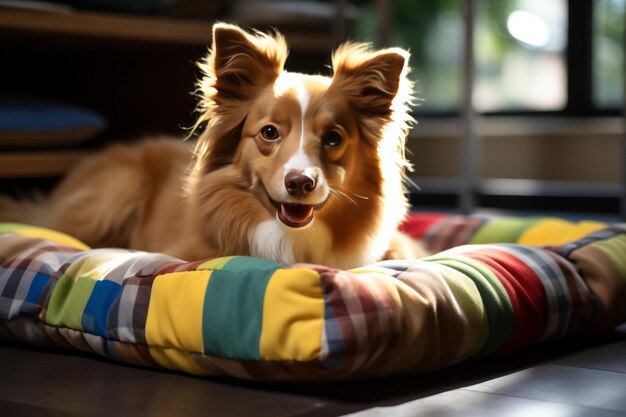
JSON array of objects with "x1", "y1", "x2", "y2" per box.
[{"x1": 249, "y1": 218, "x2": 386, "y2": 269}]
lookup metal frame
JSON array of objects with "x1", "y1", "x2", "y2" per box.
[
  {"x1": 459, "y1": 0, "x2": 477, "y2": 214},
  {"x1": 623, "y1": 8, "x2": 626, "y2": 220}
]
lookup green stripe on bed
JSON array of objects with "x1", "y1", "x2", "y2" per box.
[
  {"x1": 469, "y1": 217, "x2": 540, "y2": 244},
  {"x1": 202, "y1": 258, "x2": 281, "y2": 359},
  {"x1": 47, "y1": 274, "x2": 96, "y2": 330}
]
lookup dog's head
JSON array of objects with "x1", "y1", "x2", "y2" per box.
[{"x1": 192, "y1": 23, "x2": 413, "y2": 230}]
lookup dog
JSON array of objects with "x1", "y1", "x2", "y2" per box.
[{"x1": 0, "y1": 23, "x2": 422, "y2": 269}]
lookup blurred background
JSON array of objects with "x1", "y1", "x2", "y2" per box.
[{"x1": 0, "y1": 0, "x2": 624, "y2": 220}]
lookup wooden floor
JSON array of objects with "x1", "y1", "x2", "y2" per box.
[{"x1": 1, "y1": 324, "x2": 625, "y2": 417}]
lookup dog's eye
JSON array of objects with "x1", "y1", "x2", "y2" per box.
[
  {"x1": 260, "y1": 125, "x2": 280, "y2": 141},
  {"x1": 323, "y1": 130, "x2": 343, "y2": 147}
]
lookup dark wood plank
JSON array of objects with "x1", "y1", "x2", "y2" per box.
[
  {"x1": 0, "y1": 400, "x2": 85, "y2": 417},
  {"x1": 0, "y1": 6, "x2": 210, "y2": 45},
  {"x1": 0, "y1": 152, "x2": 88, "y2": 178},
  {"x1": 0, "y1": 346, "x2": 333, "y2": 417}
]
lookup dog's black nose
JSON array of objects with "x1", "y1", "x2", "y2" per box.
[{"x1": 285, "y1": 170, "x2": 316, "y2": 197}]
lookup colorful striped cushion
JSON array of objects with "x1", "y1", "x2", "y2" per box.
[{"x1": 1, "y1": 216, "x2": 625, "y2": 381}]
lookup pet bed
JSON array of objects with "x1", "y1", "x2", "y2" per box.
[{"x1": 0, "y1": 214, "x2": 624, "y2": 381}]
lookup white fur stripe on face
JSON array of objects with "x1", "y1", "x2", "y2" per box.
[
  {"x1": 285, "y1": 81, "x2": 313, "y2": 172},
  {"x1": 295, "y1": 81, "x2": 309, "y2": 148},
  {"x1": 284, "y1": 148, "x2": 315, "y2": 171}
]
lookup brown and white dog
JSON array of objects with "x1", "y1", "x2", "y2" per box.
[{"x1": 0, "y1": 23, "x2": 422, "y2": 269}]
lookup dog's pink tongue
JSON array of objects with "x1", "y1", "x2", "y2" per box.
[{"x1": 281, "y1": 203, "x2": 313, "y2": 224}]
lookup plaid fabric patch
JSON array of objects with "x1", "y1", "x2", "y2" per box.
[
  {"x1": 318, "y1": 267, "x2": 402, "y2": 374},
  {"x1": 107, "y1": 274, "x2": 156, "y2": 345},
  {"x1": 424, "y1": 215, "x2": 488, "y2": 252},
  {"x1": 0, "y1": 236, "x2": 79, "y2": 321}
]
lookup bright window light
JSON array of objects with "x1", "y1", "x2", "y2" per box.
[{"x1": 507, "y1": 10, "x2": 551, "y2": 48}]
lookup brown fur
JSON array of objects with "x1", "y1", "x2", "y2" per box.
[{"x1": 0, "y1": 23, "x2": 426, "y2": 268}]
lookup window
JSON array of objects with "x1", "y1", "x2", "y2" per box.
[
  {"x1": 594, "y1": 0, "x2": 625, "y2": 109},
  {"x1": 474, "y1": 0, "x2": 566, "y2": 112},
  {"x1": 352, "y1": 0, "x2": 621, "y2": 115}
]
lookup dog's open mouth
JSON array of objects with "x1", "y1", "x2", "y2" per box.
[
  {"x1": 266, "y1": 192, "x2": 326, "y2": 228},
  {"x1": 279, "y1": 203, "x2": 315, "y2": 228}
]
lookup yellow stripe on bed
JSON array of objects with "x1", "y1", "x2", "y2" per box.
[
  {"x1": 146, "y1": 270, "x2": 211, "y2": 373},
  {"x1": 518, "y1": 218, "x2": 606, "y2": 245},
  {"x1": 0, "y1": 223, "x2": 90, "y2": 250},
  {"x1": 260, "y1": 268, "x2": 324, "y2": 361}
]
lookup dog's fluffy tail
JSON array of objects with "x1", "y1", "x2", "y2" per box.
[{"x1": 0, "y1": 193, "x2": 53, "y2": 228}]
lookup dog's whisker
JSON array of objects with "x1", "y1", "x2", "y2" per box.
[
  {"x1": 330, "y1": 188, "x2": 358, "y2": 207},
  {"x1": 334, "y1": 187, "x2": 370, "y2": 201},
  {"x1": 404, "y1": 176, "x2": 421, "y2": 192},
  {"x1": 351, "y1": 192, "x2": 369, "y2": 200}
]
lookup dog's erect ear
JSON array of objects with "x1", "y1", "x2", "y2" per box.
[
  {"x1": 191, "y1": 24, "x2": 288, "y2": 175},
  {"x1": 332, "y1": 44, "x2": 410, "y2": 118},
  {"x1": 208, "y1": 23, "x2": 288, "y2": 102}
]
